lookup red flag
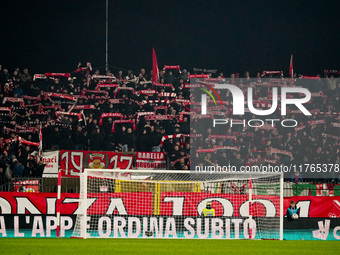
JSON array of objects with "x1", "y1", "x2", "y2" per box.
[
  {"x1": 152, "y1": 48, "x2": 159, "y2": 83},
  {"x1": 289, "y1": 54, "x2": 293, "y2": 78},
  {"x1": 38, "y1": 124, "x2": 42, "y2": 158}
]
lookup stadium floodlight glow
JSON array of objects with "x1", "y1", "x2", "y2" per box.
[
  {"x1": 201, "y1": 85, "x2": 312, "y2": 116},
  {"x1": 72, "y1": 169, "x2": 283, "y2": 240}
]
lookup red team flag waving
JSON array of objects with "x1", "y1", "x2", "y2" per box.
[
  {"x1": 289, "y1": 54, "x2": 294, "y2": 78},
  {"x1": 152, "y1": 48, "x2": 160, "y2": 83}
]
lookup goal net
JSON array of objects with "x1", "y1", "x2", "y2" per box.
[{"x1": 72, "y1": 169, "x2": 283, "y2": 239}]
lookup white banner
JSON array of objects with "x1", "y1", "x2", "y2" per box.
[
  {"x1": 42, "y1": 151, "x2": 59, "y2": 177},
  {"x1": 136, "y1": 152, "x2": 166, "y2": 170}
]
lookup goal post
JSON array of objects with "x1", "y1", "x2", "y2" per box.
[{"x1": 72, "y1": 169, "x2": 283, "y2": 240}]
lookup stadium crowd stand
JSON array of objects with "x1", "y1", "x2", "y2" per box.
[{"x1": 0, "y1": 63, "x2": 339, "y2": 187}]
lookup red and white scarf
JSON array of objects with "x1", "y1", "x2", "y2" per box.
[
  {"x1": 91, "y1": 74, "x2": 116, "y2": 80},
  {"x1": 138, "y1": 90, "x2": 157, "y2": 96},
  {"x1": 183, "y1": 83, "x2": 206, "y2": 89},
  {"x1": 331, "y1": 122, "x2": 340, "y2": 128},
  {"x1": 108, "y1": 99, "x2": 123, "y2": 104},
  {"x1": 261, "y1": 71, "x2": 283, "y2": 77},
  {"x1": 73, "y1": 105, "x2": 95, "y2": 110},
  {"x1": 196, "y1": 146, "x2": 237, "y2": 154},
  {"x1": 209, "y1": 135, "x2": 237, "y2": 141},
  {"x1": 172, "y1": 99, "x2": 191, "y2": 105},
  {"x1": 182, "y1": 134, "x2": 202, "y2": 138},
  {"x1": 308, "y1": 119, "x2": 326, "y2": 126},
  {"x1": 179, "y1": 112, "x2": 191, "y2": 122},
  {"x1": 33, "y1": 74, "x2": 46, "y2": 81},
  {"x1": 142, "y1": 100, "x2": 170, "y2": 105},
  {"x1": 233, "y1": 132, "x2": 254, "y2": 137},
  {"x1": 41, "y1": 105, "x2": 62, "y2": 111},
  {"x1": 323, "y1": 134, "x2": 340, "y2": 140},
  {"x1": 189, "y1": 74, "x2": 209, "y2": 79},
  {"x1": 254, "y1": 123, "x2": 276, "y2": 131},
  {"x1": 294, "y1": 125, "x2": 306, "y2": 135},
  {"x1": 96, "y1": 83, "x2": 119, "y2": 89},
  {"x1": 74, "y1": 67, "x2": 89, "y2": 73},
  {"x1": 3, "y1": 127, "x2": 37, "y2": 134},
  {"x1": 164, "y1": 65, "x2": 181, "y2": 71},
  {"x1": 111, "y1": 120, "x2": 136, "y2": 133},
  {"x1": 55, "y1": 111, "x2": 82, "y2": 120},
  {"x1": 22, "y1": 95, "x2": 41, "y2": 101},
  {"x1": 99, "y1": 113, "x2": 123, "y2": 125},
  {"x1": 270, "y1": 148, "x2": 293, "y2": 159},
  {"x1": 153, "y1": 83, "x2": 175, "y2": 91},
  {"x1": 159, "y1": 134, "x2": 183, "y2": 147},
  {"x1": 0, "y1": 107, "x2": 11, "y2": 113},
  {"x1": 45, "y1": 73, "x2": 71, "y2": 78},
  {"x1": 171, "y1": 156, "x2": 189, "y2": 167},
  {"x1": 246, "y1": 158, "x2": 278, "y2": 166},
  {"x1": 19, "y1": 137, "x2": 39, "y2": 147},
  {"x1": 3, "y1": 97, "x2": 24, "y2": 104},
  {"x1": 159, "y1": 92, "x2": 177, "y2": 98},
  {"x1": 299, "y1": 75, "x2": 321, "y2": 80},
  {"x1": 144, "y1": 115, "x2": 173, "y2": 121},
  {"x1": 137, "y1": 112, "x2": 154, "y2": 122},
  {"x1": 45, "y1": 92, "x2": 76, "y2": 101}
]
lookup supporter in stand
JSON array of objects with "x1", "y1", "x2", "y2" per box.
[
  {"x1": 89, "y1": 126, "x2": 104, "y2": 151},
  {"x1": 13, "y1": 158, "x2": 24, "y2": 177},
  {"x1": 73, "y1": 125, "x2": 87, "y2": 150},
  {"x1": 0, "y1": 153, "x2": 7, "y2": 185},
  {"x1": 34, "y1": 159, "x2": 46, "y2": 178},
  {"x1": 23, "y1": 161, "x2": 34, "y2": 177},
  {"x1": 290, "y1": 171, "x2": 303, "y2": 183}
]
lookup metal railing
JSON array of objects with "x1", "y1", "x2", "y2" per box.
[
  {"x1": 0, "y1": 176, "x2": 79, "y2": 193},
  {"x1": 0, "y1": 176, "x2": 338, "y2": 196}
]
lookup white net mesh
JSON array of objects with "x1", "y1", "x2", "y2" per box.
[{"x1": 72, "y1": 170, "x2": 282, "y2": 239}]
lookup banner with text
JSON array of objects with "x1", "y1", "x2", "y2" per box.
[
  {"x1": 59, "y1": 150, "x2": 134, "y2": 177},
  {"x1": 1, "y1": 193, "x2": 340, "y2": 239},
  {"x1": 1, "y1": 192, "x2": 340, "y2": 218},
  {"x1": 42, "y1": 151, "x2": 59, "y2": 177},
  {"x1": 136, "y1": 152, "x2": 166, "y2": 170}
]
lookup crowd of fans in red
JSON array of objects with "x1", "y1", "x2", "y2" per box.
[{"x1": 0, "y1": 63, "x2": 339, "y2": 185}]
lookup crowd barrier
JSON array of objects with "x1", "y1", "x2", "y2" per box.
[{"x1": 1, "y1": 177, "x2": 339, "y2": 197}]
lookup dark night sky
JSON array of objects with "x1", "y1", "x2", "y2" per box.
[{"x1": 0, "y1": 0, "x2": 339, "y2": 76}]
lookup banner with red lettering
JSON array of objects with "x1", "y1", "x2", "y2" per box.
[
  {"x1": 59, "y1": 150, "x2": 134, "y2": 177},
  {"x1": 136, "y1": 152, "x2": 166, "y2": 170},
  {"x1": 42, "y1": 151, "x2": 59, "y2": 177}
]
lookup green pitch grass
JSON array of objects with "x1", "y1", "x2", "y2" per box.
[{"x1": 1, "y1": 239, "x2": 339, "y2": 255}]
